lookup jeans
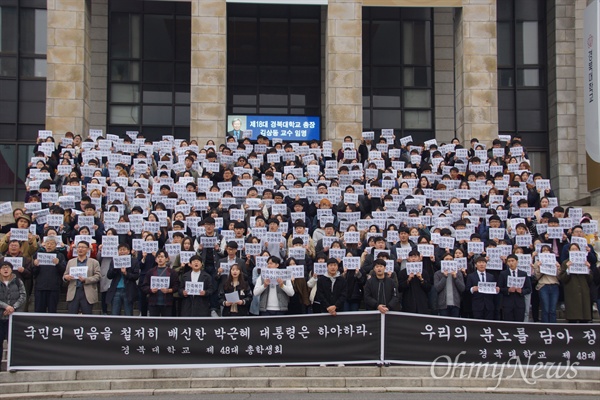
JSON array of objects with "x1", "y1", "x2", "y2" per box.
[
  {"x1": 343, "y1": 301, "x2": 360, "y2": 312},
  {"x1": 111, "y1": 288, "x2": 133, "y2": 316},
  {"x1": 539, "y1": 284, "x2": 559, "y2": 323}
]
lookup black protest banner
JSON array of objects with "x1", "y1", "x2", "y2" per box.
[
  {"x1": 8, "y1": 312, "x2": 381, "y2": 369},
  {"x1": 384, "y1": 312, "x2": 599, "y2": 368}
]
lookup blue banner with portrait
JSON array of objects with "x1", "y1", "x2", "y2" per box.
[{"x1": 226, "y1": 115, "x2": 321, "y2": 142}]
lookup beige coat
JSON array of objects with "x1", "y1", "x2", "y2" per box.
[{"x1": 64, "y1": 258, "x2": 101, "y2": 304}]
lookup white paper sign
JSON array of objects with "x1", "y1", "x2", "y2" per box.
[
  {"x1": 10, "y1": 228, "x2": 29, "y2": 241},
  {"x1": 0, "y1": 202, "x2": 12, "y2": 215},
  {"x1": 507, "y1": 275, "x2": 525, "y2": 289},
  {"x1": 225, "y1": 291, "x2": 240, "y2": 303},
  {"x1": 569, "y1": 264, "x2": 589, "y2": 275},
  {"x1": 4, "y1": 256, "x2": 23, "y2": 270},
  {"x1": 36, "y1": 253, "x2": 57, "y2": 265},
  {"x1": 113, "y1": 256, "x2": 131, "y2": 269},
  {"x1": 287, "y1": 265, "x2": 305, "y2": 279},
  {"x1": 313, "y1": 263, "x2": 327, "y2": 276},
  {"x1": 69, "y1": 266, "x2": 88, "y2": 280},
  {"x1": 406, "y1": 262, "x2": 422, "y2": 275},
  {"x1": 569, "y1": 251, "x2": 587, "y2": 265},
  {"x1": 343, "y1": 256, "x2": 360, "y2": 270},
  {"x1": 150, "y1": 276, "x2": 170, "y2": 290},
  {"x1": 441, "y1": 260, "x2": 458, "y2": 273},
  {"x1": 478, "y1": 281, "x2": 497, "y2": 294},
  {"x1": 185, "y1": 281, "x2": 204, "y2": 295}
]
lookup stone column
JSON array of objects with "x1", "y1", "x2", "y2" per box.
[
  {"x1": 575, "y1": 0, "x2": 589, "y2": 200},
  {"x1": 90, "y1": 0, "x2": 108, "y2": 133},
  {"x1": 434, "y1": 7, "x2": 455, "y2": 143},
  {"x1": 325, "y1": 0, "x2": 363, "y2": 149},
  {"x1": 454, "y1": 0, "x2": 498, "y2": 145},
  {"x1": 548, "y1": 0, "x2": 579, "y2": 203},
  {"x1": 46, "y1": 0, "x2": 92, "y2": 136},
  {"x1": 190, "y1": 0, "x2": 227, "y2": 146}
]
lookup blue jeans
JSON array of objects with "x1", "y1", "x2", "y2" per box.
[
  {"x1": 539, "y1": 284, "x2": 559, "y2": 323},
  {"x1": 343, "y1": 301, "x2": 360, "y2": 312},
  {"x1": 111, "y1": 288, "x2": 133, "y2": 316}
]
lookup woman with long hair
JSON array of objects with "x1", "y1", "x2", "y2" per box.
[{"x1": 219, "y1": 264, "x2": 252, "y2": 316}]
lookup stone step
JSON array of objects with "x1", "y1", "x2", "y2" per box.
[
  {"x1": 0, "y1": 366, "x2": 598, "y2": 397},
  {"x1": 0, "y1": 376, "x2": 598, "y2": 397},
  {"x1": 0, "y1": 365, "x2": 599, "y2": 381}
]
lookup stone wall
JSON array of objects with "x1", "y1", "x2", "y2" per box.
[
  {"x1": 454, "y1": 0, "x2": 498, "y2": 145},
  {"x1": 434, "y1": 7, "x2": 455, "y2": 144},
  {"x1": 190, "y1": 0, "x2": 227, "y2": 145},
  {"x1": 548, "y1": 0, "x2": 580, "y2": 203},
  {"x1": 46, "y1": 0, "x2": 92, "y2": 137},
  {"x1": 90, "y1": 0, "x2": 108, "y2": 134},
  {"x1": 325, "y1": 0, "x2": 363, "y2": 149}
]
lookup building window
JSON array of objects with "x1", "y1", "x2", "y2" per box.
[
  {"x1": 108, "y1": 1, "x2": 191, "y2": 141},
  {"x1": 497, "y1": 0, "x2": 547, "y2": 160},
  {"x1": 0, "y1": 0, "x2": 46, "y2": 201},
  {"x1": 362, "y1": 7, "x2": 434, "y2": 141},
  {"x1": 227, "y1": 4, "x2": 322, "y2": 117},
  {"x1": 0, "y1": 1, "x2": 47, "y2": 143}
]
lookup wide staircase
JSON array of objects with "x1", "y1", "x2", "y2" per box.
[
  {"x1": 1, "y1": 207, "x2": 599, "y2": 398},
  {"x1": 0, "y1": 357, "x2": 599, "y2": 398}
]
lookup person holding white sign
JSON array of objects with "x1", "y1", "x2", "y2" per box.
[
  {"x1": 219, "y1": 263, "x2": 252, "y2": 316},
  {"x1": 315, "y1": 258, "x2": 347, "y2": 316},
  {"x1": 559, "y1": 243, "x2": 593, "y2": 323},
  {"x1": 398, "y1": 250, "x2": 431, "y2": 314},
  {"x1": 466, "y1": 257, "x2": 499, "y2": 320},
  {"x1": 180, "y1": 255, "x2": 214, "y2": 317},
  {"x1": 559, "y1": 225, "x2": 598, "y2": 266},
  {"x1": 253, "y1": 256, "x2": 294, "y2": 316},
  {"x1": 106, "y1": 244, "x2": 140, "y2": 316},
  {"x1": 141, "y1": 250, "x2": 179, "y2": 317},
  {"x1": 498, "y1": 254, "x2": 532, "y2": 322},
  {"x1": 533, "y1": 244, "x2": 561, "y2": 323},
  {"x1": 63, "y1": 241, "x2": 101, "y2": 314},
  {"x1": 434, "y1": 252, "x2": 465, "y2": 317},
  {"x1": 0, "y1": 214, "x2": 38, "y2": 258},
  {"x1": 32, "y1": 236, "x2": 66, "y2": 313}
]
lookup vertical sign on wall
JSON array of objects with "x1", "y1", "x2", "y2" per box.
[{"x1": 584, "y1": 0, "x2": 600, "y2": 193}]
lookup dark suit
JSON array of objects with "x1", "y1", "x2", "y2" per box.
[
  {"x1": 498, "y1": 268, "x2": 532, "y2": 322},
  {"x1": 466, "y1": 271, "x2": 496, "y2": 320}
]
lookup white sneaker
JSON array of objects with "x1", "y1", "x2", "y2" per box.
[{"x1": 211, "y1": 310, "x2": 219, "y2": 318}]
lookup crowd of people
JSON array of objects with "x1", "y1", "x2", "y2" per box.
[{"x1": 1, "y1": 128, "x2": 600, "y2": 344}]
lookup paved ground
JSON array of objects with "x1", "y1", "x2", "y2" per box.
[{"x1": 54, "y1": 393, "x2": 599, "y2": 400}]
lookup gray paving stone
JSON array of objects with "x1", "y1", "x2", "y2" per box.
[
  {"x1": 27, "y1": 380, "x2": 111, "y2": 393},
  {"x1": 268, "y1": 376, "x2": 345, "y2": 388},
  {"x1": 230, "y1": 366, "x2": 307, "y2": 377},
  {"x1": 153, "y1": 367, "x2": 230, "y2": 378},
  {"x1": 77, "y1": 369, "x2": 153, "y2": 380},
  {"x1": 190, "y1": 377, "x2": 269, "y2": 388},
  {"x1": 306, "y1": 366, "x2": 381, "y2": 377}
]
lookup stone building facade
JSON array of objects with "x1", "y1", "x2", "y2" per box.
[{"x1": 0, "y1": 0, "x2": 593, "y2": 203}]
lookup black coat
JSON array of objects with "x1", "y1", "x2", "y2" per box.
[
  {"x1": 398, "y1": 269, "x2": 431, "y2": 314},
  {"x1": 219, "y1": 283, "x2": 252, "y2": 316},
  {"x1": 363, "y1": 275, "x2": 400, "y2": 311},
  {"x1": 179, "y1": 270, "x2": 214, "y2": 317},
  {"x1": 32, "y1": 251, "x2": 67, "y2": 291},
  {"x1": 106, "y1": 256, "x2": 140, "y2": 304},
  {"x1": 315, "y1": 274, "x2": 347, "y2": 312}
]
